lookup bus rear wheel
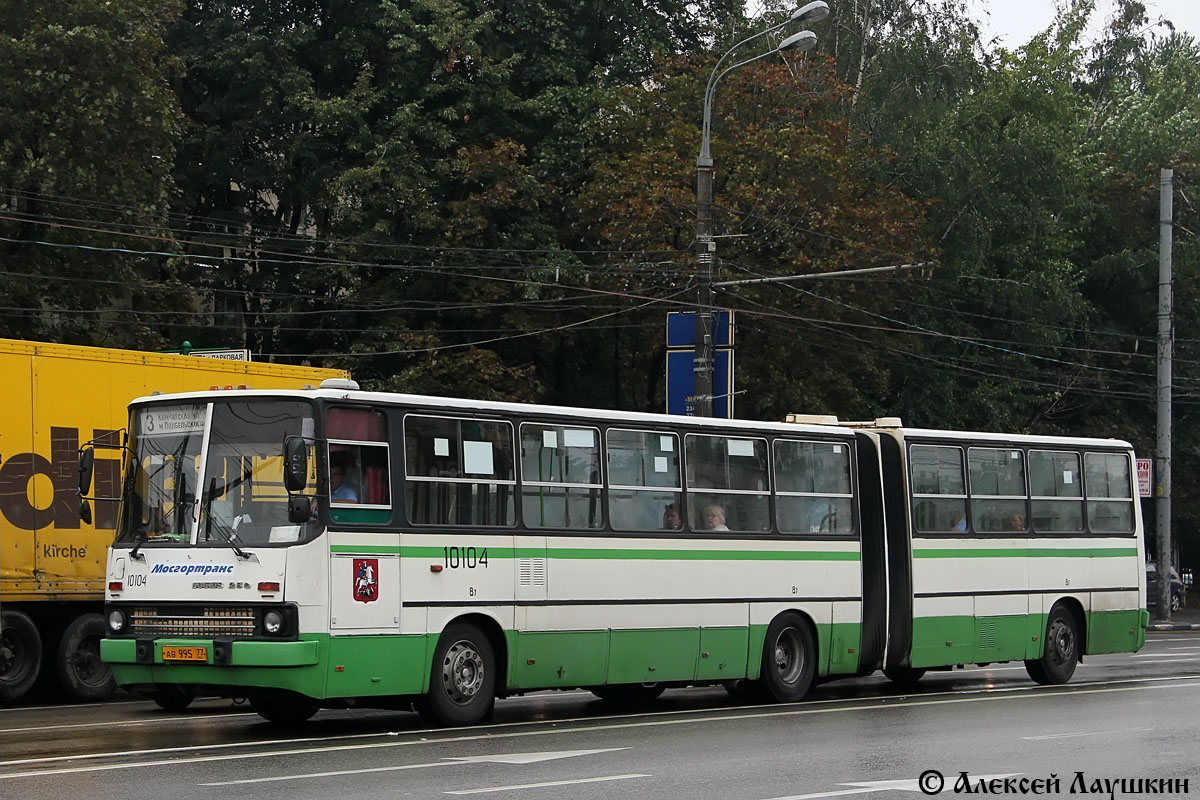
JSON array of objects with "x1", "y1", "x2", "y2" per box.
[
  {"x1": 1025, "y1": 606, "x2": 1079, "y2": 685},
  {"x1": 761, "y1": 613, "x2": 816, "y2": 703},
  {"x1": 0, "y1": 609, "x2": 41, "y2": 703},
  {"x1": 418, "y1": 624, "x2": 496, "y2": 727}
]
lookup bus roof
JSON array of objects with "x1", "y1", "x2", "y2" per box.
[{"x1": 127, "y1": 387, "x2": 854, "y2": 438}]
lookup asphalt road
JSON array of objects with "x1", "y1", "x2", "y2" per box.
[{"x1": 2, "y1": 631, "x2": 1198, "y2": 800}]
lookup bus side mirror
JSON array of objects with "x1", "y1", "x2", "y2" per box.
[
  {"x1": 284, "y1": 438, "x2": 308, "y2": 492},
  {"x1": 287, "y1": 495, "x2": 312, "y2": 524},
  {"x1": 78, "y1": 446, "x2": 95, "y2": 496}
]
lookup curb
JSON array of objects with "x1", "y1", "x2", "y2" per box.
[{"x1": 1147, "y1": 623, "x2": 1200, "y2": 631}]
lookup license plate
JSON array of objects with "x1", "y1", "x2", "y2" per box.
[{"x1": 161, "y1": 645, "x2": 208, "y2": 662}]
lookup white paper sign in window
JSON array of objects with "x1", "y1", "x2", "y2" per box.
[
  {"x1": 542, "y1": 430, "x2": 558, "y2": 449},
  {"x1": 563, "y1": 428, "x2": 594, "y2": 448},
  {"x1": 1063, "y1": 471, "x2": 1073, "y2": 485},
  {"x1": 660, "y1": 435, "x2": 674, "y2": 452},
  {"x1": 833, "y1": 444, "x2": 843, "y2": 454},
  {"x1": 727, "y1": 438, "x2": 756, "y2": 457},
  {"x1": 464, "y1": 441, "x2": 495, "y2": 475},
  {"x1": 654, "y1": 456, "x2": 668, "y2": 473},
  {"x1": 434, "y1": 437, "x2": 450, "y2": 457}
]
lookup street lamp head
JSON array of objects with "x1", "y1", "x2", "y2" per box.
[
  {"x1": 778, "y1": 29, "x2": 819, "y2": 53},
  {"x1": 790, "y1": 1, "x2": 830, "y2": 25}
]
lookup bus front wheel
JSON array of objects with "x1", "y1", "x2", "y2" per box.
[
  {"x1": 1025, "y1": 606, "x2": 1080, "y2": 685},
  {"x1": 761, "y1": 613, "x2": 816, "y2": 703},
  {"x1": 252, "y1": 691, "x2": 320, "y2": 725},
  {"x1": 418, "y1": 624, "x2": 496, "y2": 726}
]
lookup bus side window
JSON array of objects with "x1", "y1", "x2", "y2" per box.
[
  {"x1": 519, "y1": 423, "x2": 602, "y2": 529},
  {"x1": 910, "y1": 444, "x2": 967, "y2": 533},
  {"x1": 968, "y1": 448, "x2": 1027, "y2": 533},
  {"x1": 775, "y1": 439, "x2": 854, "y2": 535},
  {"x1": 606, "y1": 429, "x2": 681, "y2": 532},
  {"x1": 404, "y1": 415, "x2": 515, "y2": 526},
  {"x1": 1028, "y1": 450, "x2": 1083, "y2": 533},
  {"x1": 685, "y1": 434, "x2": 769, "y2": 533},
  {"x1": 1084, "y1": 452, "x2": 1133, "y2": 533}
]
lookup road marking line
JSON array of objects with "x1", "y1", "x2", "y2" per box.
[
  {"x1": 1023, "y1": 726, "x2": 1152, "y2": 740},
  {"x1": 4, "y1": 676, "x2": 1199, "y2": 780},
  {"x1": 445, "y1": 773, "x2": 649, "y2": 794},
  {"x1": 200, "y1": 749, "x2": 629, "y2": 787},
  {"x1": 1131, "y1": 652, "x2": 1195, "y2": 658},
  {"x1": 0, "y1": 711, "x2": 256, "y2": 735},
  {"x1": 756, "y1": 774, "x2": 1020, "y2": 800}
]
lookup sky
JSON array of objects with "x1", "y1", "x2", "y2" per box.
[{"x1": 971, "y1": 0, "x2": 1198, "y2": 47}]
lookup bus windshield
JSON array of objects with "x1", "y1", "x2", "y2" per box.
[{"x1": 116, "y1": 399, "x2": 318, "y2": 547}]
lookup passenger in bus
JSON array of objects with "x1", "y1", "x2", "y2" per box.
[
  {"x1": 1006, "y1": 511, "x2": 1026, "y2": 531},
  {"x1": 947, "y1": 509, "x2": 967, "y2": 532},
  {"x1": 330, "y1": 465, "x2": 359, "y2": 504},
  {"x1": 662, "y1": 503, "x2": 682, "y2": 530},
  {"x1": 704, "y1": 504, "x2": 730, "y2": 531}
]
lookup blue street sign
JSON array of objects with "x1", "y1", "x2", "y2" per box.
[
  {"x1": 666, "y1": 348, "x2": 734, "y2": 418},
  {"x1": 666, "y1": 311, "x2": 735, "y2": 348}
]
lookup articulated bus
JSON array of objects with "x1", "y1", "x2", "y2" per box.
[{"x1": 88, "y1": 381, "x2": 1146, "y2": 725}]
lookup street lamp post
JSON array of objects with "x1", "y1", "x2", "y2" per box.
[{"x1": 693, "y1": 2, "x2": 829, "y2": 417}]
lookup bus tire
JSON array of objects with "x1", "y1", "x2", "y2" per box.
[
  {"x1": 882, "y1": 667, "x2": 926, "y2": 689},
  {"x1": 145, "y1": 687, "x2": 196, "y2": 712},
  {"x1": 420, "y1": 624, "x2": 496, "y2": 726},
  {"x1": 252, "y1": 691, "x2": 319, "y2": 725},
  {"x1": 1025, "y1": 606, "x2": 1079, "y2": 685},
  {"x1": 56, "y1": 614, "x2": 116, "y2": 702},
  {"x1": 761, "y1": 613, "x2": 816, "y2": 703},
  {"x1": 591, "y1": 683, "x2": 665, "y2": 704},
  {"x1": 0, "y1": 609, "x2": 42, "y2": 702}
]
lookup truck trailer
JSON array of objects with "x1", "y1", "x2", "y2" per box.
[{"x1": 0, "y1": 338, "x2": 347, "y2": 703}]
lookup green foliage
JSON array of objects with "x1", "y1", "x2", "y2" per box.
[{"x1": 0, "y1": 0, "x2": 186, "y2": 347}]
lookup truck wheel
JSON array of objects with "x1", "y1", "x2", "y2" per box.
[
  {"x1": 56, "y1": 614, "x2": 116, "y2": 702},
  {"x1": 0, "y1": 609, "x2": 42, "y2": 702}
]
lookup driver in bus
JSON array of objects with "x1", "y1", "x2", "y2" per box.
[{"x1": 330, "y1": 465, "x2": 359, "y2": 504}]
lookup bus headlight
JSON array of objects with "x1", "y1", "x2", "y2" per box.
[
  {"x1": 263, "y1": 610, "x2": 284, "y2": 636},
  {"x1": 107, "y1": 609, "x2": 127, "y2": 634}
]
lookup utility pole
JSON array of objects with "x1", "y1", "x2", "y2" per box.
[
  {"x1": 1155, "y1": 167, "x2": 1173, "y2": 621},
  {"x1": 693, "y1": 158, "x2": 715, "y2": 418},
  {"x1": 690, "y1": 5, "x2": 828, "y2": 418}
]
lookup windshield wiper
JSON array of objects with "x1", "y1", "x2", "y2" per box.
[
  {"x1": 131, "y1": 440, "x2": 191, "y2": 560},
  {"x1": 202, "y1": 477, "x2": 251, "y2": 560}
]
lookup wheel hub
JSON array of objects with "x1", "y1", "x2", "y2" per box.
[{"x1": 443, "y1": 642, "x2": 485, "y2": 704}]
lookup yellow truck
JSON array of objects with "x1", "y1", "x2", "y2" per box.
[{"x1": 0, "y1": 338, "x2": 347, "y2": 703}]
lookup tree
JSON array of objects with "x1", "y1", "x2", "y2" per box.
[
  {"x1": 0, "y1": 0, "x2": 187, "y2": 348},
  {"x1": 576, "y1": 51, "x2": 933, "y2": 416}
]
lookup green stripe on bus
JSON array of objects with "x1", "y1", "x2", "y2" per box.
[
  {"x1": 913, "y1": 547, "x2": 1138, "y2": 559},
  {"x1": 330, "y1": 544, "x2": 860, "y2": 561}
]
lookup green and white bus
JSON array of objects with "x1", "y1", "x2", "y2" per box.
[{"x1": 89, "y1": 382, "x2": 1147, "y2": 725}]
